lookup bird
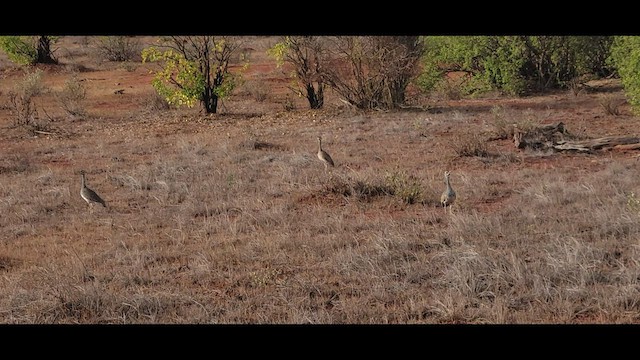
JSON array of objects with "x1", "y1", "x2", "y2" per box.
[
  {"x1": 317, "y1": 136, "x2": 335, "y2": 171},
  {"x1": 80, "y1": 170, "x2": 107, "y2": 209},
  {"x1": 440, "y1": 171, "x2": 456, "y2": 213}
]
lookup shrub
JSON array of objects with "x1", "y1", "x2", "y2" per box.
[
  {"x1": 608, "y1": 36, "x2": 640, "y2": 115},
  {"x1": 96, "y1": 36, "x2": 141, "y2": 62},
  {"x1": 7, "y1": 69, "x2": 45, "y2": 126},
  {"x1": 599, "y1": 94, "x2": 624, "y2": 116},
  {"x1": 451, "y1": 131, "x2": 490, "y2": 158},
  {"x1": 324, "y1": 36, "x2": 425, "y2": 110},
  {"x1": 418, "y1": 36, "x2": 614, "y2": 97},
  {"x1": 0, "y1": 36, "x2": 37, "y2": 65},
  {"x1": 56, "y1": 74, "x2": 87, "y2": 117},
  {"x1": 0, "y1": 36, "x2": 57, "y2": 65},
  {"x1": 384, "y1": 170, "x2": 423, "y2": 205}
]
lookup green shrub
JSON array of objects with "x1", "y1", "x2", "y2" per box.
[
  {"x1": 0, "y1": 36, "x2": 58, "y2": 65},
  {"x1": 608, "y1": 36, "x2": 640, "y2": 115},
  {"x1": 418, "y1": 36, "x2": 614, "y2": 97},
  {"x1": 0, "y1": 36, "x2": 37, "y2": 65}
]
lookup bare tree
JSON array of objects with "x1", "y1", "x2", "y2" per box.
[
  {"x1": 272, "y1": 36, "x2": 328, "y2": 109},
  {"x1": 324, "y1": 36, "x2": 424, "y2": 110}
]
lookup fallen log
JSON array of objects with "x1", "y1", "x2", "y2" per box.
[
  {"x1": 513, "y1": 121, "x2": 640, "y2": 153},
  {"x1": 553, "y1": 136, "x2": 640, "y2": 152},
  {"x1": 614, "y1": 143, "x2": 640, "y2": 151}
]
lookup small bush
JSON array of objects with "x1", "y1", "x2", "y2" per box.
[
  {"x1": 451, "y1": 132, "x2": 490, "y2": 158},
  {"x1": 489, "y1": 105, "x2": 541, "y2": 141},
  {"x1": 56, "y1": 74, "x2": 87, "y2": 117},
  {"x1": 385, "y1": 170, "x2": 424, "y2": 204},
  {"x1": 282, "y1": 95, "x2": 296, "y2": 111},
  {"x1": 145, "y1": 92, "x2": 172, "y2": 111},
  {"x1": 247, "y1": 81, "x2": 268, "y2": 102},
  {"x1": 599, "y1": 94, "x2": 624, "y2": 116},
  {"x1": 627, "y1": 192, "x2": 640, "y2": 214},
  {"x1": 7, "y1": 69, "x2": 45, "y2": 126},
  {"x1": 16, "y1": 68, "x2": 45, "y2": 98},
  {"x1": 433, "y1": 76, "x2": 465, "y2": 100},
  {"x1": 96, "y1": 36, "x2": 141, "y2": 62},
  {"x1": 322, "y1": 176, "x2": 392, "y2": 202}
]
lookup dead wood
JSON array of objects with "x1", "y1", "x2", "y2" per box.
[{"x1": 512, "y1": 121, "x2": 640, "y2": 153}]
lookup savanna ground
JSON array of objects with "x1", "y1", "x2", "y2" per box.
[{"x1": 1, "y1": 36, "x2": 640, "y2": 324}]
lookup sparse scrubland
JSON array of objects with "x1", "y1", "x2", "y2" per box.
[{"x1": 1, "y1": 37, "x2": 640, "y2": 324}]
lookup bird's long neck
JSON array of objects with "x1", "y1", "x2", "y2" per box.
[
  {"x1": 81, "y1": 174, "x2": 86, "y2": 189},
  {"x1": 445, "y1": 175, "x2": 451, "y2": 190},
  {"x1": 318, "y1": 138, "x2": 322, "y2": 152}
]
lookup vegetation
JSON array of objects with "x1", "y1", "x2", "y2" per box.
[
  {"x1": 417, "y1": 36, "x2": 614, "y2": 96},
  {"x1": 324, "y1": 36, "x2": 425, "y2": 109},
  {"x1": 6, "y1": 68, "x2": 45, "y2": 126},
  {"x1": 56, "y1": 73, "x2": 87, "y2": 117},
  {"x1": 608, "y1": 36, "x2": 640, "y2": 115},
  {"x1": 268, "y1": 36, "x2": 328, "y2": 109},
  {"x1": 142, "y1": 36, "x2": 244, "y2": 114},
  {"x1": 269, "y1": 36, "x2": 424, "y2": 110},
  {"x1": 96, "y1": 36, "x2": 141, "y2": 62},
  {"x1": 0, "y1": 36, "x2": 57, "y2": 65}
]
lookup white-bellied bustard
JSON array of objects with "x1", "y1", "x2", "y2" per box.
[
  {"x1": 80, "y1": 170, "x2": 107, "y2": 210},
  {"x1": 440, "y1": 171, "x2": 456, "y2": 214},
  {"x1": 317, "y1": 136, "x2": 335, "y2": 171}
]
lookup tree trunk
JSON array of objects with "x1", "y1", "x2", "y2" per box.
[
  {"x1": 36, "y1": 36, "x2": 57, "y2": 64},
  {"x1": 306, "y1": 82, "x2": 324, "y2": 109}
]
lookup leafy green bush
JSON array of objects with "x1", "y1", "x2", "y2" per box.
[
  {"x1": 417, "y1": 36, "x2": 614, "y2": 97},
  {"x1": 0, "y1": 36, "x2": 58, "y2": 65},
  {"x1": 0, "y1": 36, "x2": 37, "y2": 65},
  {"x1": 608, "y1": 36, "x2": 640, "y2": 115},
  {"x1": 141, "y1": 36, "x2": 243, "y2": 114}
]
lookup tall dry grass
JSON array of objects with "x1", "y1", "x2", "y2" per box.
[{"x1": 2, "y1": 105, "x2": 639, "y2": 324}]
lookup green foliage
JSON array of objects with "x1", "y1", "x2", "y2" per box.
[
  {"x1": 608, "y1": 36, "x2": 640, "y2": 115},
  {"x1": 416, "y1": 36, "x2": 496, "y2": 96},
  {"x1": 142, "y1": 37, "x2": 243, "y2": 114},
  {"x1": 267, "y1": 40, "x2": 289, "y2": 67},
  {"x1": 214, "y1": 65, "x2": 245, "y2": 99},
  {"x1": 142, "y1": 47, "x2": 205, "y2": 108},
  {"x1": 418, "y1": 36, "x2": 614, "y2": 97},
  {"x1": 0, "y1": 36, "x2": 37, "y2": 65}
]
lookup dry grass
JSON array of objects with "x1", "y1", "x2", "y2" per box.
[{"x1": 1, "y1": 37, "x2": 640, "y2": 324}]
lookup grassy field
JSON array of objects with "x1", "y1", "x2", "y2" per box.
[{"x1": 1, "y1": 36, "x2": 640, "y2": 324}]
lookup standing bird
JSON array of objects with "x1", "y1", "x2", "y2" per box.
[
  {"x1": 440, "y1": 171, "x2": 456, "y2": 213},
  {"x1": 80, "y1": 170, "x2": 107, "y2": 210},
  {"x1": 317, "y1": 136, "x2": 335, "y2": 171}
]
